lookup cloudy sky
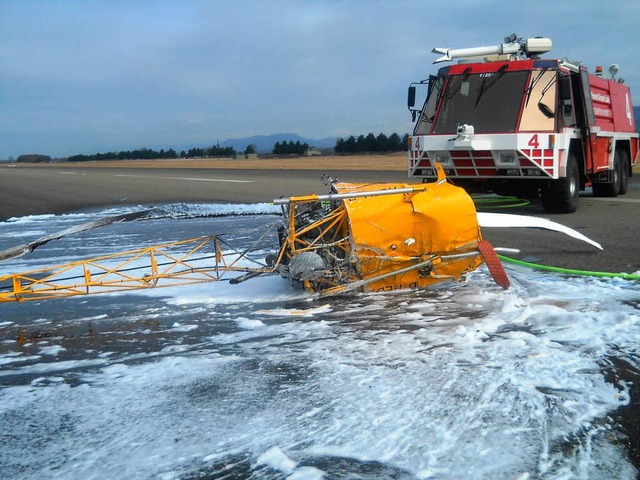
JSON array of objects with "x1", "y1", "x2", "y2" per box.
[{"x1": 1, "y1": 0, "x2": 638, "y2": 158}]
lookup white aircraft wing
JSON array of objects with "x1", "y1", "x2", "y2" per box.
[{"x1": 477, "y1": 212, "x2": 603, "y2": 250}]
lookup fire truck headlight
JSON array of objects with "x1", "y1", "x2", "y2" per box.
[
  {"x1": 494, "y1": 151, "x2": 518, "y2": 166},
  {"x1": 434, "y1": 152, "x2": 452, "y2": 166},
  {"x1": 500, "y1": 152, "x2": 516, "y2": 164}
]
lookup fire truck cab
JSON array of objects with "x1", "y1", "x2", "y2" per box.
[{"x1": 407, "y1": 34, "x2": 639, "y2": 212}]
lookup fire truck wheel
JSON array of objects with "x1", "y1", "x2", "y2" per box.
[
  {"x1": 618, "y1": 150, "x2": 629, "y2": 195},
  {"x1": 541, "y1": 153, "x2": 579, "y2": 213},
  {"x1": 592, "y1": 151, "x2": 622, "y2": 197}
]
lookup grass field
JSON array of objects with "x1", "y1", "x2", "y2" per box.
[{"x1": 11, "y1": 152, "x2": 640, "y2": 173}]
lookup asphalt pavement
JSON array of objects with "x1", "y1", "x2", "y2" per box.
[{"x1": 1, "y1": 163, "x2": 638, "y2": 274}]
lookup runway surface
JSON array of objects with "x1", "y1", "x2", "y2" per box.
[
  {"x1": 1, "y1": 161, "x2": 639, "y2": 274},
  {"x1": 1, "y1": 203, "x2": 639, "y2": 479},
  {"x1": 1, "y1": 161, "x2": 640, "y2": 477}
]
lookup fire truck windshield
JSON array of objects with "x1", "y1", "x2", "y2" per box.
[{"x1": 431, "y1": 70, "x2": 530, "y2": 134}]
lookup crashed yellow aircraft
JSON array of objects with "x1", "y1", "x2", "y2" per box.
[{"x1": 0, "y1": 164, "x2": 601, "y2": 303}]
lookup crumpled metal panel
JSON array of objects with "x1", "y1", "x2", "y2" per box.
[{"x1": 334, "y1": 178, "x2": 482, "y2": 292}]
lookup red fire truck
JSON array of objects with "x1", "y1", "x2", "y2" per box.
[{"x1": 407, "y1": 34, "x2": 639, "y2": 212}]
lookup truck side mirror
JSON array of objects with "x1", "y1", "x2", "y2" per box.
[
  {"x1": 408, "y1": 86, "x2": 416, "y2": 109},
  {"x1": 559, "y1": 76, "x2": 572, "y2": 101}
]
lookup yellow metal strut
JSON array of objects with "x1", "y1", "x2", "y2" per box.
[{"x1": 0, "y1": 235, "x2": 278, "y2": 303}]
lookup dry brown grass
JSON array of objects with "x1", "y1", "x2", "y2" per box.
[
  {"x1": 17, "y1": 154, "x2": 408, "y2": 171},
  {"x1": 13, "y1": 152, "x2": 640, "y2": 173}
]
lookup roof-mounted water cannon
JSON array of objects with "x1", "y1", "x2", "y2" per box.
[{"x1": 432, "y1": 34, "x2": 552, "y2": 64}]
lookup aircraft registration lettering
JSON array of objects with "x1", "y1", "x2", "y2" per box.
[{"x1": 376, "y1": 282, "x2": 418, "y2": 292}]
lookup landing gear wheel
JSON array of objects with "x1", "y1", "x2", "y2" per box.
[
  {"x1": 592, "y1": 150, "x2": 621, "y2": 197},
  {"x1": 542, "y1": 152, "x2": 579, "y2": 213},
  {"x1": 477, "y1": 240, "x2": 510, "y2": 289}
]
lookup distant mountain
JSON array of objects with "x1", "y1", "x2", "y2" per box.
[
  {"x1": 220, "y1": 133, "x2": 337, "y2": 153},
  {"x1": 635, "y1": 106, "x2": 640, "y2": 132}
]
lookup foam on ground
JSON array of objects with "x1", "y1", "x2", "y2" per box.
[{"x1": 0, "y1": 204, "x2": 638, "y2": 479}]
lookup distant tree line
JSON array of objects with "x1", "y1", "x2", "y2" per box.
[
  {"x1": 67, "y1": 144, "x2": 237, "y2": 162},
  {"x1": 181, "y1": 144, "x2": 236, "y2": 158},
  {"x1": 24, "y1": 132, "x2": 411, "y2": 164},
  {"x1": 334, "y1": 132, "x2": 408, "y2": 154},
  {"x1": 68, "y1": 148, "x2": 177, "y2": 162},
  {"x1": 16, "y1": 154, "x2": 52, "y2": 163},
  {"x1": 272, "y1": 141, "x2": 310, "y2": 155}
]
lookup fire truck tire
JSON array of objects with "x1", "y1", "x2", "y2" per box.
[
  {"x1": 541, "y1": 153, "x2": 579, "y2": 213},
  {"x1": 618, "y1": 150, "x2": 629, "y2": 195},
  {"x1": 592, "y1": 151, "x2": 622, "y2": 197}
]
